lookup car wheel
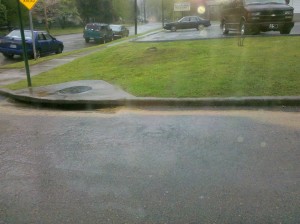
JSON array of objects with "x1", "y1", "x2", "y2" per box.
[
  {"x1": 36, "y1": 49, "x2": 41, "y2": 58},
  {"x1": 171, "y1": 26, "x2": 176, "y2": 32},
  {"x1": 280, "y1": 27, "x2": 291, "y2": 35},
  {"x1": 85, "y1": 38, "x2": 90, "y2": 43},
  {"x1": 252, "y1": 30, "x2": 260, "y2": 35},
  {"x1": 222, "y1": 22, "x2": 229, "y2": 35},
  {"x1": 55, "y1": 46, "x2": 63, "y2": 54},
  {"x1": 197, "y1": 24, "x2": 204, "y2": 31},
  {"x1": 2, "y1": 53, "x2": 14, "y2": 59}
]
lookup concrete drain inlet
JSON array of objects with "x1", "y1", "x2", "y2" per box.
[{"x1": 57, "y1": 86, "x2": 92, "y2": 94}]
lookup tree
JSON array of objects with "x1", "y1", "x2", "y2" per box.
[
  {"x1": 56, "y1": 0, "x2": 81, "y2": 28},
  {"x1": 32, "y1": 0, "x2": 81, "y2": 31},
  {"x1": 134, "y1": 0, "x2": 175, "y2": 22},
  {"x1": 0, "y1": 0, "x2": 7, "y2": 26},
  {"x1": 32, "y1": 0, "x2": 59, "y2": 32},
  {"x1": 111, "y1": 0, "x2": 135, "y2": 23},
  {"x1": 76, "y1": 0, "x2": 115, "y2": 23},
  {"x1": 76, "y1": 0, "x2": 140, "y2": 24},
  {"x1": 1, "y1": 0, "x2": 28, "y2": 28}
]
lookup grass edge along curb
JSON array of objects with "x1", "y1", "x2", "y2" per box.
[{"x1": 3, "y1": 36, "x2": 300, "y2": 98}]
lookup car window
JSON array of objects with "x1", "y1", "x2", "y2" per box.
[
  {"x1": 190, "y1": 17, "x2": 198, "y2": 22},
  {"x1": 43, "y1": 33, "x2": 52, "y2": 40},
  {"x1": 111, "y1": 25, "x2": 122, "y2": 31},
  {"x1": 7, "y1": 30, "x2": 21, "y2": 38},
  {"x1": 6, "y1": 30, "x2": 32, "y2": 39},
  {"x1": 37, "y1": 33, "x2": 44, "y2": 40},
  {"x1": 85, "y1": 24, "x2": 99, "y2": 30},
  {"x1": 180, "y1": 17, "x2": 189, "y2": 22}
]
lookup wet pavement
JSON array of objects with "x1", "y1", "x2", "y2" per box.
[
  {"x1": 0, "y1": 107, "x2": 300, "y2": 224},
  {"x1": 12, "y1": 80, "x2": 134, "y2": 101},
  {"x1": 135, "y1": 22, "x2": 300, "y2": 42}
]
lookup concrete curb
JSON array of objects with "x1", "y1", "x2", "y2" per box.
[{"x1": 1, "y1": 88, "x2": 300, "y2": 108}]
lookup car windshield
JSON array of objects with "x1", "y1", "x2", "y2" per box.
[
  {"x1": 178, "y1": 17, "x2": 189, "y2": 22},
  {"x1": 85, "y1": 24, "x2": 100, "y2": 30},
  {"x1": 0, "y1": 0, "x2": 299, "y2": 223},
  {"x1": 6, "y1": 30, "x2": 32, "y2": 39},
  {"x1": 244, "y1": 0, "x2": 286, "y2": 4},
  {"x1": 110, "y1": 25, "x2": 122, "y2": 31}
]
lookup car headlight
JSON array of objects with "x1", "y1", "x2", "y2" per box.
[
  {"x1": 285, "y1": 11, "x2": 293, "y2": 19},
  {"x1": 284, "y1": 11, "x2": 293, "y2": 15},
  {"x1": 251, "y1": 12, "x2": 261, "y2": 16},
  {"x1": 248, "y1": 12, "x2": 261, "y2": 20}
]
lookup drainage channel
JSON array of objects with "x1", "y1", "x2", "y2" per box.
[{"x1": 57, "y1": 86, "x2": 92, "y2": 94}]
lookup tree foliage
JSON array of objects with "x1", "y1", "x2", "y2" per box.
[
  {"x1": 57, "y1": 0, "x2": 81, "y2": 28},
  {"x1": 1, "y1": 0, "x2": 28, "y2": 27},
  {"x1": 0, "y1": 1, "x2": 7, "y2": 26},
  {"x1": 112, "y1": 0, "x2": 135, "y2": 23},
  {"x1": 32, "y1": 0, "x2": 81, "y2": 30},
  {"x1": 75, "y1": 0, "x2": 136, "y2": 24},
  {"x1": 76, "y1": 0, "x2": 115, "y2": 24},
  {"x1": 1, "y1": 0, "x2": 175, "y2": 29}
]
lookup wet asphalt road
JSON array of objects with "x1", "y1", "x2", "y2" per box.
[
  {"x1": 0, "y1": 23, "x2": 162, "y2": 67},
  {"x1": 136, "y1": 22, "x2": 300, "y2": 42},
  {"x1": 0, "y1": 103, "x2": 299, "y2": 224}
]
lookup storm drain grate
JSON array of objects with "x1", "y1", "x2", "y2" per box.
[{"x1": 57, "y1": 86, "x2": 92, "y2": 94}]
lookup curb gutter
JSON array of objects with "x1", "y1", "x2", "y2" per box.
[{"x1": 1, "y1": 88, "x2": 300, "y2": 108}]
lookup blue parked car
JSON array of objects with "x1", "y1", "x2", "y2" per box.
[{"x1": 0, "y1": 29, "x2": 64, "y2": 59}]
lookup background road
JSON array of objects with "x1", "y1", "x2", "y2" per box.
[
  {"x1": 0, "y1": 23, "x2": 162, "y2": 67},
  {"x1": 137, "y1": 21, "x2": 300, "y2": 42},
  {"x1": 0, "y1": 101, "x2": 299, "y2": 224}
]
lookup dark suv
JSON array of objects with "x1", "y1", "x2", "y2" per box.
[
  {"x1": 220, "y1": 0, "x2": 294, "y2": 35},
  {"x1": 83, "y1": 23, "x2": 113, "y2": 43}
]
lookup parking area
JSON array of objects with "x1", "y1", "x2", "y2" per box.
[{"x1": 135, "y1": 22, "x2": 300, "y2": 42}]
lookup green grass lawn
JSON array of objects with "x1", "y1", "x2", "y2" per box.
[{"x1": 4, "y1": 36, "x2": 300, "y2": 97}]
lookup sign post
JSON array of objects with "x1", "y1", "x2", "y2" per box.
[
  {"x1": 134, "y1": 0, "x2": 137, "y2": 35},
  {"x1": 29, "y1": 10, "x2": 37, "y2": 60},
  {"x1": 17, "y1": 0, "x2": 39, "y2": 87},
  {"x1": 162, "y1": 0, "x2": 165, "y2": 27}
]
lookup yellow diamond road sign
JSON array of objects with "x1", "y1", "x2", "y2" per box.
[{"x1": 20, "y1": 0, "x2": 39, "y2": 10}]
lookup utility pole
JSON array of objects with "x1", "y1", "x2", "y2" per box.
[
  {"x1": 135, "y1": 0, "x2": 137, "y2": 35},
  {"x1": 162, "y1": 0, "x2": 165, "y2": 27},
  {"x1": 17, "y1": 0, "x2": 32, "y2": 87},
  {"x1": 29, "y1": 10, "x2": 37, "y2": 60},
  {"x1": 143, "y1": 0, "x2": 146, "y2": 23}
]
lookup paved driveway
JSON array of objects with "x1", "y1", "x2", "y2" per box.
[{"x1": 136, "y1": 22, "x2": 300, "y2": 42}]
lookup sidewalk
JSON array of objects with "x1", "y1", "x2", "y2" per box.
[
  {"x1": 1, "y1": 30, "x2": 300, "y2": 108},
  {"x1": 1, "y1": 79, "x2": 300, "y2": 108},
  {"x1": 0, "y1": 47, "x2": 109, "y2": 86}
]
